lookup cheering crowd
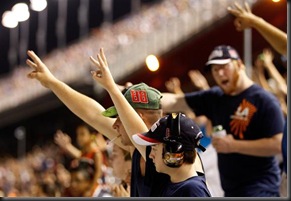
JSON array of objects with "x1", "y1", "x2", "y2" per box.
[{"x1": 0, "y1": 1, "x2": 287, "y2": 197}]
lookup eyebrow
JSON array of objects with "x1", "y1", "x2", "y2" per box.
[{"x1": 151, "y1": 145, "x2": 158, "y2": 150}]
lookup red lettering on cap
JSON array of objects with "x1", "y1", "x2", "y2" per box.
[{"x1": 130, "y1": 90, "x2": 149, "y2": 103}]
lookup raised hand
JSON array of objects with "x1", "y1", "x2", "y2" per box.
[
  {"x1": 111, "y1": 183, "x2": 130, "y2": 197},
  {"x1": 261, "y1": 49, "x2": 274, "y2": 67},
  {"x1": 26, "y1": 50, "x2": 57, "y2": 88},
  {"x1": 227, "y1": 2, "x2": 255, "y2": 32},
  {"x1": 188, "y1": 70, "x2": 209, "y2": 90},
  {"x1": 54, "y1": 130, "x2": 72, "y2": 149},
  {"x1": 165, "y1": 77, "x2": 183, "y2": 94},
  {"x1": 90, "y1": 48, "x2": 116, "y2": 91}
]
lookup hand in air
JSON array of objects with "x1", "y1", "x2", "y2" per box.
[
  {"x1": 90, "y1": 48, "x2": 116, "y2": 91},
  {"x1": 26, "y1": 50, "x2": 57, "y2": 88}
]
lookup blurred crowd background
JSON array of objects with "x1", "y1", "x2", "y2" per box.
[{"x1": 0, "y1": 0, "x2": 287, "y2": 197}]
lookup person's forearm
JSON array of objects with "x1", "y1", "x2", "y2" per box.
[
  {"x1": 63, "y1": 144, "x2": 82, "y2": 158},
  {"x1": 48, "y1": 79, "x2": 119, "y2": 141},
  {"x1": 257, "y1": 71, "x2": 272, "y2": 92},
  {"x1": 161, "y1": 93, "x2": 190, "y2": 113},
  {"x1": 253, "y1": 17, "x2": 287, "y2": 55},
  {"x1": 232, "y1": 134, "x2": 282, "y2": 157},
  {"x1": 49, "y1": 79, "x2": 102, "y2": 123},
  {"x1": 265, "y1": 62, "x2": 287, "y2": 95}
]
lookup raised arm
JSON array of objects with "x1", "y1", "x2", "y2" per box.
[
  {"x1": 161, "y1": 92, "x2": 192, "y2": 114},
  {"x1": 26, "y1": 50, "x2": 127, "y2": 150},
  {"x1": 228, "y1": 2, "x2": 287, "y2": 56},
  {"x1": 261, "y1": 49, "x2": 287, "y2": 95},
  {"x1": 54, "y1": 130, "x2": 82, "y2": 158},
  {"x1": 90, "y1": 48, "x2": 148, "y2": 160},
  {"x1": 188, "y1": 70, "x2": 210, "y2": 90}
]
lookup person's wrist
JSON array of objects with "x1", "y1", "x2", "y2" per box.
[
  {"x1": 251, "y1": 15, "x2": 264, "y2": 28},
  {"x1": 231, "y1": 139, "x2": 239, "y2": 153},
  {"x1": 47, "y1": 77, "x2": 61, "y2": 89}
]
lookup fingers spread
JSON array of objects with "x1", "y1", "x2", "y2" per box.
[
  {"x1": 26, "y1": 59, "x2": 37, "y2": 69},
  {"x1": 234, "y1": 2, "x2": 243, "y2": 12},
  {"x1": 27, "y1": 50, "x2": 42, "y2": 64},
  {"x1": 228, "y1": 8, "x2": 240, "y2": 17},
  {"x1": 97, "y1": 53, "x2": 106, "y2": 68},
  {"x1": 244, "y1": 2, "x2": 251, "y2": 12},
  {"x1": 100, "y1": 48, "x2": 108, "y2": 66},
  {"x1": 90, "y1": 56, "x2": 100, "y2": 67}
]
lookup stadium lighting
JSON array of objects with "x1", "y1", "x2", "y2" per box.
[
  {"x1": 2, "y1": 11, "x2": 18, "y2": 28},
  {"x1": 30, "y1": 0, "x2": 47, "y2": 12},
  {"x1": 12, "y1": 3, "x2": 30, "y2": 22},
  {"x1": 145, "y1": 54, "x2": 160, "y2": 72}
]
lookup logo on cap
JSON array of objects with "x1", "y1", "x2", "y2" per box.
[
  {"x1": 208, "y1": 49, "x2": 224, "y2": 60},
  {"x1": 130, "y1": 90, "x2": 149, "y2": 104}
]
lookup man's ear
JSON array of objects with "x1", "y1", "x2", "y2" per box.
[
  {"x1": 136, "y1": 110, "x2": 151, "y2": 128},
  {"x1": 137, "y1": 111, "x2": 144, "y2": 119},
  {"x1": 235, "y1": 59, "x2": 245, "y2": 70}
]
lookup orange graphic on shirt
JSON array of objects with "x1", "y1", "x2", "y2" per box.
[{"x1": 230, "y1": 99, "x2": 257, "y2": 139}]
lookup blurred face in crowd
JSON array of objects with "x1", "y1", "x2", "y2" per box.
[
  {"x1": 110, "y1": 144, "x2": 131, "y2": 181},
  {"x1": 76, "y1": 126, "x2": 92, "y2": 148},
  {"x1": 70, "y1": 171, "x2": 91, "y2": 197},
  {"x1": 211, "y1": 60, "x2": 240, "y2": 95}
]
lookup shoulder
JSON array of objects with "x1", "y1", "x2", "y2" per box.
[
  {"x1": 247, "y1": 85, "x2": 275, "y2": 98},
  {"x1": 245, "y1": 85, "x2": 280, "y2": 105},
  {"x1": 171, "y1": 177, "x2": 210, "y2": 197},
  {"x1": 185, "y1": 86, "x2": 223, "y2": 98}
]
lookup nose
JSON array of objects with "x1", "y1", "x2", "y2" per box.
[
  {"x1": 216, "y1": 67, "x2": 225, "y2": 76},
  {"x1": 149, "y1": 147, "x2": 154, "y2": 160}
]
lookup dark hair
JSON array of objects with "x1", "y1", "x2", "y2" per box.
[
  {"x1": 76, "y1": 122, "x2": 98, "y2": 134},
  {"x1": 183, "y1": 150, "x2": 196, "y2": 164},
  {"x1": 69, "y1": 158, "x2": 95, "y2": 180}
]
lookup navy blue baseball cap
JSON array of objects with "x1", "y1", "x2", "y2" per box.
[
  {"x1": 132, "y1": 113, "x2": 206, "y2": 152},
  {"x1": 205, "y1": 45, "x2": 241, "y2": 71}
]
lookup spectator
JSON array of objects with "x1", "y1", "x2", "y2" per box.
[
  {"x1": 109, "y1": 144, "x2": 131, "y2": 197},
  {"x1": 165, "y1": 74, "x2": 224, "y2": 197},
  {"x1": 132, "y1": 113, "x2": 211, "y2": 197},
  {"x1": 54, "y1": 123, "x2": 105, "y2": 188},
  {"x1": 68, "y1": 158, "x2": 111, "y2": 197},
  {"x1": 160, "y1": 45, "x2": 284, "y2": 197},
  {"x1": 229, "y1": 3, "x2": 287, "y2": 197},
  {"x1": 253, "y1": 49, "x2": 287, "y2": 117},
  {"x1": 89, "y1": 50, "x2": 211, "y2": 197},
  {"x1": 26, "y1": 50, "x2": 170, "y2": 197}
]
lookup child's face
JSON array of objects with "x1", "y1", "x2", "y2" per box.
[{"x1": 76, "y1": 126, "x2": 92, "y2": 148}]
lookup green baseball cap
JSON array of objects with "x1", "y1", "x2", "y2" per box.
[{"x1": 102, "y1": 83, "x2": 162, "y2": 118}]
